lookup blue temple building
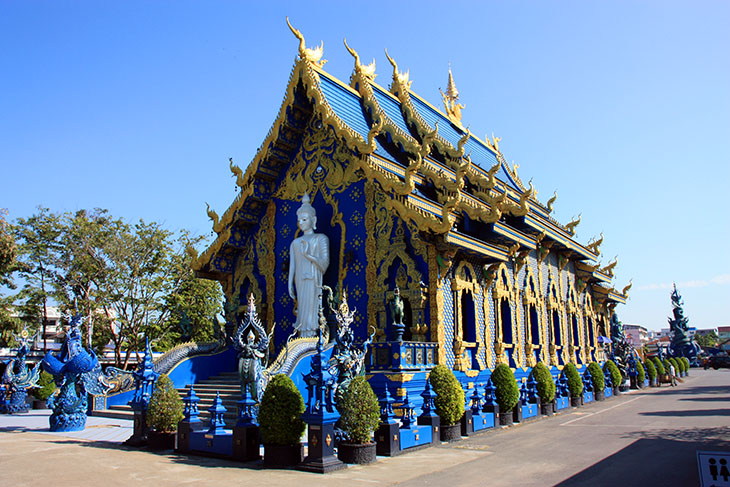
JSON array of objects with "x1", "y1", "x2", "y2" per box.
[{"x1": 192, "y1": 27, "x2": 630, "y2": 390}]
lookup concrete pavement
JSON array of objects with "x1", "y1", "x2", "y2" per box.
[{"x1": 1, "y1": 369, "x2": 728, "y2": 486}]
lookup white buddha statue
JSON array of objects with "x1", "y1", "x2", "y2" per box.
[{"x1": 288, "y1": 194, "x2": 329, "y2": 337}]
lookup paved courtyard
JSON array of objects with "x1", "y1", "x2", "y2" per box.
[{"x1": 1, "y1": 369, "x2": 728, "y2": 486}]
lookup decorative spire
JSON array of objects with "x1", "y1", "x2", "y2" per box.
[
  {"x1": 440, "y1": 66, "x2": 465, "y2": 125},
  {"x1": 445, "y1": 67, "x2": 459, "y2": 100}
]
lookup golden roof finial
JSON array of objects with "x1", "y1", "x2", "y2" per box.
[
  {"x1": 439, "y1": 65, "x2": 465, "y2": 125},
  {"x1": 286, "y1": 17, "x2": 326, "y2": 67},
  {"x1": 344, "y1": 38, "x2": 376, "y2": 81},
  {"x1": 385, "y1": 49, "x2": 412, "y2": 91}
]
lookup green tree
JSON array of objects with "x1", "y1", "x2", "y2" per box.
[
  {"x1": 12, "y1": 207, "x2": 63, "y2": 349},
  {"x1": 0, "y1": 209, "x2": 22, "y2": 346},
  {"x1": 696, "y1": 331, "x2": 719, "y2": 348}
]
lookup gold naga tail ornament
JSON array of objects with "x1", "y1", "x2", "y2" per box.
[
  {"x1": 205, "y1": 203, "x2": 223, "y2": 234},
  {"x1": 600, "y1": 257, "x2": 618, "y2": 277},
  {"x1": 384, "y1": 48, "x2": 412, "y2": 91},
  {"x1": 621, "y1": 280, "x2": 633, "y2": 296},
  {"x1": 586, "y1": 232, "x2": 604, "y2": 255},
  {"x1": 565, "y1": 213, "x2": 581, "y2": 236},
  {"x1": 286, "y1": 17, "x2": 326, "y2": 67},
  {"x1": 344, "y1": 38, "x2": 376, "y2": 81},
  {"x1": 229, "y1": 157, "x2": 245, "y2": 187},
  {"x1": 546, "y1": 191, "x2": 557, "y2": 213}
]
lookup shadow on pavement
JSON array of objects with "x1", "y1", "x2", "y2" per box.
[
  {"x1": 640, "y1": 408, "x2": 730, "y2": 417},
  {"x1": 556, "y1": 430, "x2": 730, "y2": 487}
]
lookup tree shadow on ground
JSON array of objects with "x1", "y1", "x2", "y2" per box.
[
  {"x1": 43, "y1": 438, "x2": 265, "y2": 469},
  {"x1": 640, "y1": 408, "x2": 730, "y2": 417},
  {"x1": 651, "y1": 385, "x2": 729, "y2": 396},
  {"x1": 556, "y1": 427, "x2": 730, "y2": 487}
]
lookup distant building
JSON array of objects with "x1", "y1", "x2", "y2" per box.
[
  {"x1": 717, "y1": 326, "x2": 730, "y2": 342},
  {"x1": 624, "y1": 324, "x2": 649, "y2": 349}
]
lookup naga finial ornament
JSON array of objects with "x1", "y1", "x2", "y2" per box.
[
  {"x1": 205, "y1": 203, "x2": 222, "y2": 234},
  {"x1": 599, "y1": 257, "x2": 618, "y2": 277},
  {"x1": 385, "y1": 48, "x2": 412, "y2": 91},
  {"x1": 286, "y1": 17, "x2": 326, "y2": 67},
  {"x1": 565, "y1": 213, "x2": 581, "y2": 236},
  {"x1": 546, "y1": 191, "x2": 557, "y2": 213},
  {"x1": 344, "y1": 38, "x2": 376, "y2": 81},
  {"x1": 229, "y1": 157, "x2": 244, "y2": 187},
  {"x1": 586, "y1": 232, "x2": 604, "y2": 255},
  {"x1": 621, "y1": 280, "x2": 633, "y2": 296}
]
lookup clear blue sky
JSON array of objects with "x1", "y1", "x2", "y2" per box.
[{"x1": 2, "y1": 1, "x2": 728, "y2": 332}]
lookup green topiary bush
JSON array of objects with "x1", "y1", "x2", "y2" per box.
[
  {"x1": 587, "y1": 362, "x2": 605, "y2": 392},
  {"x1": 644, "y1": 360, "x2": 656, "y2": 381},
  {"x1": 491, "y1": 364, "x2": 520, "y2": 412},
  {"x1": 147, "y1": 374, "x2": 184, "y2": 433},
  {"x1": 530, "y1": 362, "x2": 556, "y2": 403},
  {"x1": 338, "y1": 376, "x2": 380, "y2": 444},
  {"x1": 678, "y1": 357, "x2": 687, "y2": 373},
  {"x1": 636, "y1": 360, "x2": 646, "y2": 383},
  {"x1": 32, "y1": 370, "x2": 56, "y2": 401},
  {"x1": 682, "y1": 357, "x2": 689, "y2": 372},
  {"x1": 668, "y1": 358, "x2": 679, "y2": 374},
  {"x1": 259, "y1": 374, "x2": 306, "y2": 446},
  {"x1": 604, "y1": 360, "x2": 622, "y2": 387},
  {"x1": 562, "y1": 363, "x2": 583, "y2": 397},
  {"x1": 663, "y1": 359, "x2": 673, "y2": 375},
  {"x1": 652, "y1": 357, "x2": 665, "y2": 375},
  {"x1": 429, "y1": 364, "x2": 465, "y2": 426}
]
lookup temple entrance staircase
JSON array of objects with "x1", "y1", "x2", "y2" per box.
[{"x1": 94, "y1": 371, "x2": 242, "y2": 427}]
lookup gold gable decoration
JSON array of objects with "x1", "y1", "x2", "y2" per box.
[{"x1": 440, "y1": 67, "x2": 465, "y2": 126}]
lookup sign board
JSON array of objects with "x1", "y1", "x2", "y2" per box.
[{"x1": 698, "y1": 451, "x2": 730, "y2": 487}]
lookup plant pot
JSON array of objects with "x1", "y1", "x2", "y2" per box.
[
  {"x1": 613, "y1": 387, "x2": 620, "y2": 396},
  {"x1": 540, "y1": 402, "x2": 554, "y2": 416},
  {"x1": 570, "y1": 396, "x2": 582, "y2": 408},
  {"x1": 595, "y1": 390, "x2": 605, "y2": 401},
  {"x1": 650, "y1": 378, "x2": 657, "y2": 387},
  {"x1": 148, "y1": 431, "x2": 176, "y2": 451},
  {"x1": 264, "y1": 443, "x2": 303, "y2": 468},
  {"x1": 440, "y1": 423, "x2": 462, "y2": 442},
  {"x1": 337, "y1": 442, "x2": 376, "y2": 464},
  {"x1": 32, "y1": 399, "x2": 48, "y2": 410},
  {"x1": 498, "y1": 412, "x2": 514, "y2": 426}
]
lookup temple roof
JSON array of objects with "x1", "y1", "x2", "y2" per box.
[{"x1": 192, "y1": 27, "x2": 628, "y2": 303}]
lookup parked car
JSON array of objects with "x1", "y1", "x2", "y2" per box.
[{"x1": 704, "y1": 355, "x2": 730, "y2": 370}]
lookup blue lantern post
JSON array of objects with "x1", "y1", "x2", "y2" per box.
[
  {"x1": 460, "y1": 382, "x2": 474, "y2": 436},
  {"x1": 417, "y1": 378, "x2": 440, "y2": 445},
  {"x1": 298, "y1": 329, "x2": 346, "y2": 474},
  {"x1": 375, "y1": 382, "x2": 400, "y2": 456},
  {"x1": 176, "y1": 384, "x2": 204, "y2": 453},
  {"x1": 232, "y1": 386, "x2": 260, "y2": 462}
]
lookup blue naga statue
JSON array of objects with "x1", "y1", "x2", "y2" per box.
[
  {"x1": 41, "y1": 315, "x2": 106, "y2": 432},
  {"x1": 1, "y1": 328, "x2": 41, "y2": 414},
  {"x1": 668, "y1": 284, "x2": 700, "y2": 364}
]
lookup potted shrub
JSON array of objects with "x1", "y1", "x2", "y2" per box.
[
  {"x1": 531, "y1": 362, "x2": 555, "y2": 415},
  {"x1": 562, "y1": 363, "x2": 583, "y2": 407},
  {"x1": 429, "y1": 364, "x2": 465, "y2": 441},
  {"x1": 491, "y1": 364, "x2": 520, "y2": 425},
  {"x1": 337, "y1": 376, "x2": 380, "y2": 464},
  {"x1": 259, "y1": 374, "x2": 306, "y2": 467},
  {"x1": 682, "y1": 357, "x2": 689, "y2": 375},
  {"x1": 586, "y1": 362, "x2": 605, "y2": 400},
  {"x1": 146, "y1": 374, "x2": 183, "y2": 450},
  {"x1": 32, "y1": 370, "x2": 56, "y2": 409},
  {"x1": 674, "y1": 357, "x2": 684, "y2": 376},
  {"x1": 636, "y1": 360, "x2": 646, "y2": 388},
  {"x1": 652, "y1": 356, "x2": 666, "y2": 385},
  {"x1": 645, "y1": 359, "x2": 657, "y2": 386},
  {"x1": 603, "y1": 360, "x2": 622, "y2": 395}
]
